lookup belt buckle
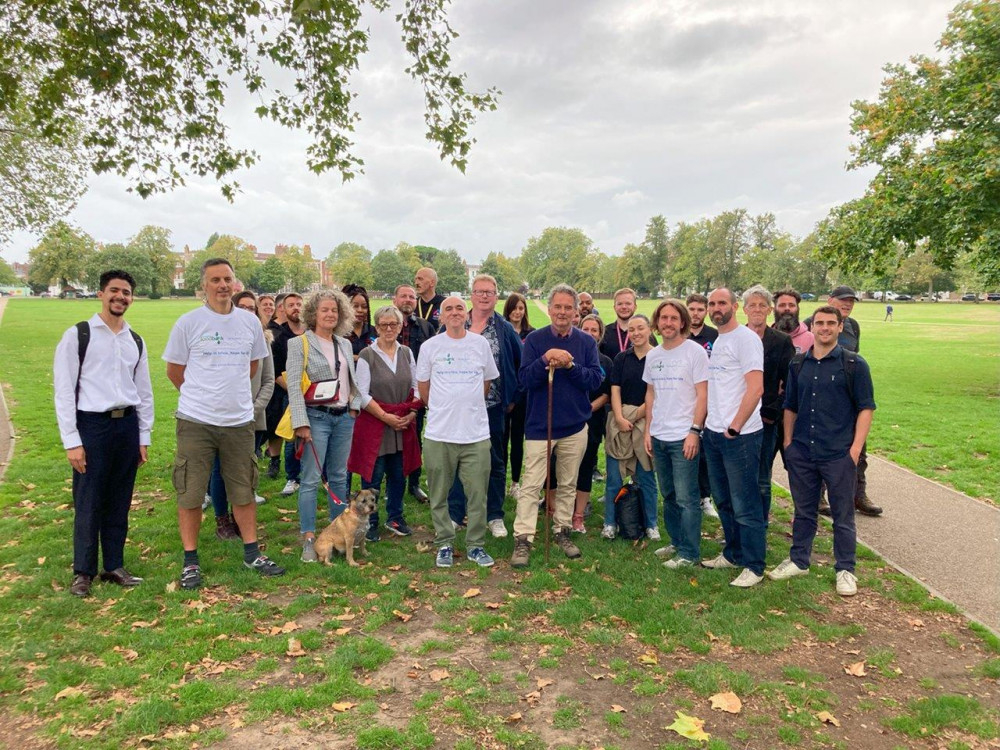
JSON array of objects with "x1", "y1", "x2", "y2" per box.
[{"x1": 111, "y1": 408, "x2": 126, "y2": 418}]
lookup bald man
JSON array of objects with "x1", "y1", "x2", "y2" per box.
[{"x1": 414, "y1": 267, "x2": 445, "y2": 332}]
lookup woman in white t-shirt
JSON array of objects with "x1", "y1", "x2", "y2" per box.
[
  {"x1": 642, "y1": 299, "x2": 709, "y2": 567},
  {"x1": 286, "y1": 289, "x2": 362, "y2": 563}
]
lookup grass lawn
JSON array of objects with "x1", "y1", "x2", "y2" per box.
[{"x1": 0, "y1": 297, "x2": 997, "y2": 749}]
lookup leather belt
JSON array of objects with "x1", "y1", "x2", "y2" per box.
[{"x1": 308, "y1": 404, "x2": 348, "y2": 416}]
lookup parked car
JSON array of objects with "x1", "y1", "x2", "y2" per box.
[
  {"x1": 801, "y1": 293, "x2": 816, "y2": 301},
  {"x1": 987, "y1": 293, "x2": 1000, "y2": 302},
  {"x1": 961, "y1": 293, "x2": 978, "y2": 301},
  {"x1": 895, "y1": 294, "x2": 913, "y2": 301}
]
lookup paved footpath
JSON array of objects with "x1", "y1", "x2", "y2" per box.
[{"x1": 772, "y1": 457, "x2": 1000, "y2": 634}]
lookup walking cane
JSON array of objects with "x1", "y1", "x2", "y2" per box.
[{"x1": 544, "y1": 364, "x2": 555, "y2": 565}]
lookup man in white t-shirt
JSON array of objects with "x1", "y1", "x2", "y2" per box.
[
  {"x1": 163, "y1": 258, "x2": 285, "y2": 590},
  {"x1": 700, "y1": 288, "x2": 766, "y2": 588},
  {"x1": 416, "y1": 296, "x2": 499, "y2": 569},
  {"x1": 642, "y1": 299, "x2": 709, "y2": 569}
]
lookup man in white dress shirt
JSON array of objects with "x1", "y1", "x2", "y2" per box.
[{"x1": 54, "y1": 270, "x2": 154, "y2": 597}]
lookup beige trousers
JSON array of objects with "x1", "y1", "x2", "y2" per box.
[{"x1": 513, "y1": 426, "x2": 588, "y2": 540}]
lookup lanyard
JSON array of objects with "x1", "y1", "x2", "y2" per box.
[
  {"x1": 616, "y1": 323, "x2": 629, "y2": 353},
  {"x1": 417, "y1": 298, "x2": 434, "y2": 320}
]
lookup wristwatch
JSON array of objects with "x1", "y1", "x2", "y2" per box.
[{"x1": 726, "y1": 427, "x2": 740, "y2": 437}]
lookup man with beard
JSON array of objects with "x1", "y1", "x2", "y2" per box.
[
  {"x1": 54, "y1": 270, "x2": 154, "y2": 597},
  {"x1": 414, "y1": 267, "x2": 446, "y2": 332},
  {"x1": 701, "y1": 288, "x2": 765, "y2": 588},
  {"x1": 578, "y1": 292, "x2": 598, "y2": 321},
  {"x1": 270, "y1": 292, "x2": 306, "y2": 494},
  {"x1": 772, "y1": 289, "x2": 814, "y2": 354},
  {"x1": 393, "y1": 284, "x2": 436, "y2": 504},
  {"x1": 599, "y1": 287, "x2": 656, "y2": 359},
  {"x1": 742, "y1": 285, "x2": 794, "y2": 526},
  {"x1": 686, "y1": 293, "x2": 719, "y2": 519}
]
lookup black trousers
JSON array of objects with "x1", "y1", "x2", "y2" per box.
[{"x1": 72, "y1": 410, "x2": 140, "y2": 576}]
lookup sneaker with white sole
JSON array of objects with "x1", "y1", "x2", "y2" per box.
[
  {"x1": 301, "y1": 537, "x2": 317, "y2": 563},
  {"x1": 836, "y1": 570, "x2": 858, "y2": 596},
  {"x1": 701, "y1": 553, "x2": 737, "y2": 569},
  {"x1": 487, "y1": 519, "x2": 508, "y2": 538},
  {"x1": 646, "y1": 527, "x2": 661, "y2": 541},
  {"x1": 245, "y1": 555, "x2": 286, "y2": 577},
  {"x1": 202, "y1": 493, "x2": 212, "y2": 510},
  {"x1": 467, "y1": 547, "x2": 495, "y2": 567},
  {"x1": 436, "y1": 546, "x2": 453, "y2": 568},
  {"x1": 653, "y1": 545, "x2": 676, "y2": 558},
  {"x1": 601, "y1": 524, "x2": 616, "y2": 540},
  {"x1": 255, "y1": 493, "x2": 266, "y2": 505},
  {"x1": 701, "y1": 497, "x2": 719, "y2": 519},
  {"x1": 664, "y1": 557, "x2": 696, "y2": 569},
  {"x1": 768, "y1": 558, "x2": 808, "y2": 581},
  {"x1": 730, "y1": 568, "x2": 764, "y2": 588},
  {"x1": 280, "y1": 480, "x2": 299, "y2": 496}
]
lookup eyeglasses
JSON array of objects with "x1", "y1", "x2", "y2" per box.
[
  {"x1": 378, "y1": 322, "x2": 400, "y2": 330},
  {"x1": 471, "y1": 290, "x2": 497, "y2": 297}
]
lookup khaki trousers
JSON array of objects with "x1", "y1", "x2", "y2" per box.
[{"x1": 513, "y1": 426, "x2": 588, "y2": 540}]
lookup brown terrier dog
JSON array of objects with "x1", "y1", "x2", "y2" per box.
[{"x1": 314, "y1": 489, "x2": 378, "y2": 567}]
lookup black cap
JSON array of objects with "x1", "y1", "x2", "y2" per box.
[{"x1": 829, "y1": 285, "x2": 858, "y2": 301}]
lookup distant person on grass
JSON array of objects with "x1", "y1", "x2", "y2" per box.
[
  {"x1": 163, "y1": 258, "x2": 285, "y2": 589},
  {"x1": 884, "y1": 303, "x2": 893, "y2": 322},
  {"x1": 768, "y1": 305, "x2": 876, "y2": 597},
  {"x1": 55, "y1": 269, "x2": 154, "y2": 597}
]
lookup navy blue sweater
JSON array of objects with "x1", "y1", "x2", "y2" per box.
[{"x1": 519, "y1": 325, "x2": 604, "y2": 440}]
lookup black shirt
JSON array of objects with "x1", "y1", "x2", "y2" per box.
[
  {"x1": 416, "y1": 294, "x2": 445, "y2": 331},
  {"x1": 760, "y1": 327, "x2": 795, "y2": 423},
  {"x1": 599, "y1": 320, "x2": 658, "y2": 360},
  {"x1": 398, "y1": 314, "x2": 435, "y2": 363},
  {"x1": 688, "y1": 325, "x2": 719, "y2": 357},
  {"x1": 347, "y1": 322, "x2": 377, "y2": 357},
  {"x1": 587, "y1": 353, "x2": 614, "y2": 438},
  {"x1": 611, "y1": 348, "x2": 650, "y2": 406}
]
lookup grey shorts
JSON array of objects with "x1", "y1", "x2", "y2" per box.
[{"x1": 173, "y1": 419, "x2": 257, "y2": 510}]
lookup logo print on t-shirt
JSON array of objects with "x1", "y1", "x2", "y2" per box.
[{"x1": 199, "y1": 331, "x2": 224, "y2": 344}]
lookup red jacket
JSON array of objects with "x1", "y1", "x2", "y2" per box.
[{"x1": 347, "y1": 397, "x2": 422, "y2": 482}]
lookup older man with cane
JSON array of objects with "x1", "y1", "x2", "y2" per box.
[{"x1": 511, "y1": 284, "x2": 604, "y2": 567}]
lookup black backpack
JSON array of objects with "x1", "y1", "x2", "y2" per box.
[
  {"x1": 613, "y1": 478, "x2": 645, "y2": 540},
  {"x1": 74, "y1": 321, "x2": 144, "y2": 401}
]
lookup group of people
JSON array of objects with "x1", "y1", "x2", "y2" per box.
[{"x1": 54, "y1": 260, "x2": 876, "y2": 598}]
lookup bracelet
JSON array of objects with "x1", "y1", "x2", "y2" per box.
[{"x1": 689, "y1": 426, "x2": 703, "y2": 437}]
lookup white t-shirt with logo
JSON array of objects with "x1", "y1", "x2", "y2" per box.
[
  {"x1": 706, "y1": 324, "x2": 763, "y2": 435},
  {"x1": 415, "y1": 331, "x2": 499, "y2": 444},
  {"x1": 642, "y1": 340, "x2": 709, "y2": 442},
  {"x1": 163, "y1": 305, "x2": 269, "y2": 426}
]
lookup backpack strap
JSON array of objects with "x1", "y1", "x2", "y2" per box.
[{"x1": 75, "y1": 321, "x2": 145, "y2": 403}]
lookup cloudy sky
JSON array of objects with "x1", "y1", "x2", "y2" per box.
[{"x1": 4, "y1": 0, "x2": 956, "y2": 264}]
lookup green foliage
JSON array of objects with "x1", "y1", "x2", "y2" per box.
[
  {"x1": 27, "y1": 221, "x2": 95, "y2": 289},
  {"x1": 279, "y1": 245, "x2": 318, "y2": 291},
  {"x1": 85, "y1": 243, "x2": 154, "y2": 293},
  {"x1": 328, "y1": 242, "x2": 374, "y2": 289},
  {"x1": 127, "y1": 225, "x2": 175, "y2": 297},
  {"x1": 430, "y1": 248, "x2": 469, "y2": 294},
  {"x1": 0, "y1": 0, "x2": 499, "y2": 198},
  {"x1": 248, "y1": 256, "x2": 286, "y2": 293},
  {"x1": 0, "y1": 257, "x2": 17, "y2": 285},
  {"x1": 480, "y1": 251, "x2": 523, "y2": 294},
  {"x1": 183, "y1": 236, "x2": 257, "y2": 290},
  {"x1": 520, "y1": 227, "x2": 601, "y2": 292},
  {"x1": 371, "y1": 248, "x2": 414, "y2": 294},
  {"x1": 819, "y1": 0, "x2": 1000, "y2": 286}
]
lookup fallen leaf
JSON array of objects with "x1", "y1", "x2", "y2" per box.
[
  {"x1": 165, "y1": 581, "x2": 178, "y2": 593},
  {"x1": 844, "y1": 661, "x2": 867, "y2": 677},
  {"x1": 392, "y1": 609, "x2": 412, "y2": 623},
  {"x1": 388, "y1": 565, "x2": 402, "y2": 571},
  {"x1": 379, "y1": 575, "x2": 391, "y2": 585},
  {"x1": 666, "y1": 711, "x2": 710, "y2": 742},
  {"x1": 817, "y1": 710, "x2": 841, "y2": 727},
  {"x1": 55, "y1": 686, "x2": 84, "y2": 700},
  {"x1": 286, "y1": 638, "x2": 306, "y2": 657},
  {"x1": 611, "y1": 704, "x2": 627, "y2": 713},
  {"x1": 334, "y1": 613, "x2": 356, "y2": 621},
  {"x1": 429, "y1": 669, "x2": 450, "y2": 682},
  {"x1": 536, "y1": 677, "x2": 554, "y2": 689},
  {"x1": 130, "y1": 620, "x2": 158, "y2": 629},
  {"x1": 485, "y1": 602, "x2": 502, "y2": 609},
  {"x1": 334, "y1": 627, "x2": 352, "y2": 636},
  {"x1": 506, "y1": 712, "x2": 522, "y2": 723},
  {"x1": 332, "y1": 701, "x2": 356, "y2": 712},
  {"x1": 709, "y1": 691, "x2": 742, "y2": 714},
  {"x1": 37, "y1": 557, "x2": 46, "y2": 565},
  {"x1": 689, "y1": 577, "x2": 698, "y2": 587},
  {"x1": 638, "y1": 652, "x2": 659, "y2": 666},
  {"x1": 379, "y1": 702, "x2": 389, "y2": 710},
  {"x1": 907, "y1": 618, "x2": 924, "y2": 629},
  {"x1": 462, "y1": 588, "x2": 481, "y2": 599}
]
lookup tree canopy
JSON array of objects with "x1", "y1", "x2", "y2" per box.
[
  {"x1": 27, "y1": 221, "x2": 95, "y2": 289},
  {"x1": 818, "y1": 0, "x2": 1000, "y2": 285},
  {"x1": 0, "y1": 0, "x2": 499, "y2": 202}
]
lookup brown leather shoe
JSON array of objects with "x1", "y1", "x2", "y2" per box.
[
  {"x1": 70, "y1": 574, "x2": 93, "y2": 597},
  {"x1": 99, "y1": 568, "x2": 143, "y2": 587},
  {"x1": 215, "y1": 513, "x2": 241, "y2": 540},
  {"x1": 855, "y1": 496, "x2": 883, "y2": 517}
]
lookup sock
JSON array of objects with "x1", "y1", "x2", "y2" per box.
[
  {"x1": 243, "y1": 541, "x2": 260, "y2": 564},
  {"x1": 183, "y1": 549, "x2": 199, "y2": 568}
]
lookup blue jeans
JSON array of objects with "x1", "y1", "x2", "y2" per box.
[
  {"x1": 651, "y1": 437, "x2": 702, "y2": 561},
  {"x1": 604, "y1": 450, "x2": 658, "y2": 530},
  {"x1": 298, "y1": 407, "x2": 354, "y2": 534},
  {"x1": 448, "y1": 404, "x2": 507, "y2": 524},
  {"x1": 209, "y1": 455, "x2": 229, "y2": 517},
  {"x1": 757, "y1": 421, "x2": 779, "y2": 526},
  {"x1": 702, "y1": 429, "x2": 765, "y2": 575},
  {"x1": 784, "y1": 442, "x2": 857, "y2": 573},
  {"x1": 284, "y1": 437, "x2": 301, "y2": 482},
  {"x1": 364, "y1": 452, "x2": 405, "y2": 526}
]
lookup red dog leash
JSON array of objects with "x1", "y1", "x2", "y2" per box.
[{"x1": 295, "y1": 439, "x2": 345, "y2": 506}]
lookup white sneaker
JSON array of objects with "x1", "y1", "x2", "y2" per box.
[
  {"x1": 701, "y1": 553, "x2": 737, "y2": 569},
  {"x1": 255, "y1": 493, "x2": 266, "y2": 505},
  {"x1": 646, "y1": 527, "x2": 661, "y2": 541},
  {"x1": 488, "y1": 518, "x2": 508, "y2": 538},
  {"x1": 202, "y1": 493, "x2": 212, "y2": 510},
  {"x1": 600, "y1": 524, "x2": 616, "y2": 540},
  {"x1": 508, "y1": 482, "x2": 520, "y2": 499},
  {"x1": 768, "y1": 558, "x2": 808, "y2": 581},
  {"x1": 664, "y1": 557, "x2": 696, "y2": 569},
  {"x1": 280, "y1": 480, "x2": 299, "y2": 496},
  {"x1": 730, "y1": 568, "x2": 764, "y2": 588},
  {"x1": 653, "y1": 545, "x2": 676, "y2": 558},
  {"x1": 836, "y1": 570, "x2": 858, "y2": 596},
  {"x1": 701, "y1": 497, "x2": 719, "y2": 519}
]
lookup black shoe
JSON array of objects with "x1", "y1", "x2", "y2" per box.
[
  {"x1": 245, "y1": 555, "x2": 286, "y2": 577},
  {"x1": 70, "y1": 574, "x2": 93, "y2": 597},
  {"x1": 180, "y1": 564, "x2": 202, "y2": 590},
  {"x1": 266, "y1": 457, "x2": 280, "y2": 480},
  {"x1": 410, "y1": 486, "x2": 429, "y2": 504},
  {"x1": 384, "y1": 519, "x2": 412, "y2": 537},
  {"x1": 99, "y1": 567, "x2": 143, "y2": 587},
  {"x1": 366, "y1": 522, "x2": 380, "y2": 543},
  {"x1": 855, "y1": 496, "x2": 883, "y2": 516}
]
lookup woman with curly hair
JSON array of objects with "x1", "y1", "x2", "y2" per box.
[{"x1": 286, "y1": 289, "x2": 362, "y2": 562}]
